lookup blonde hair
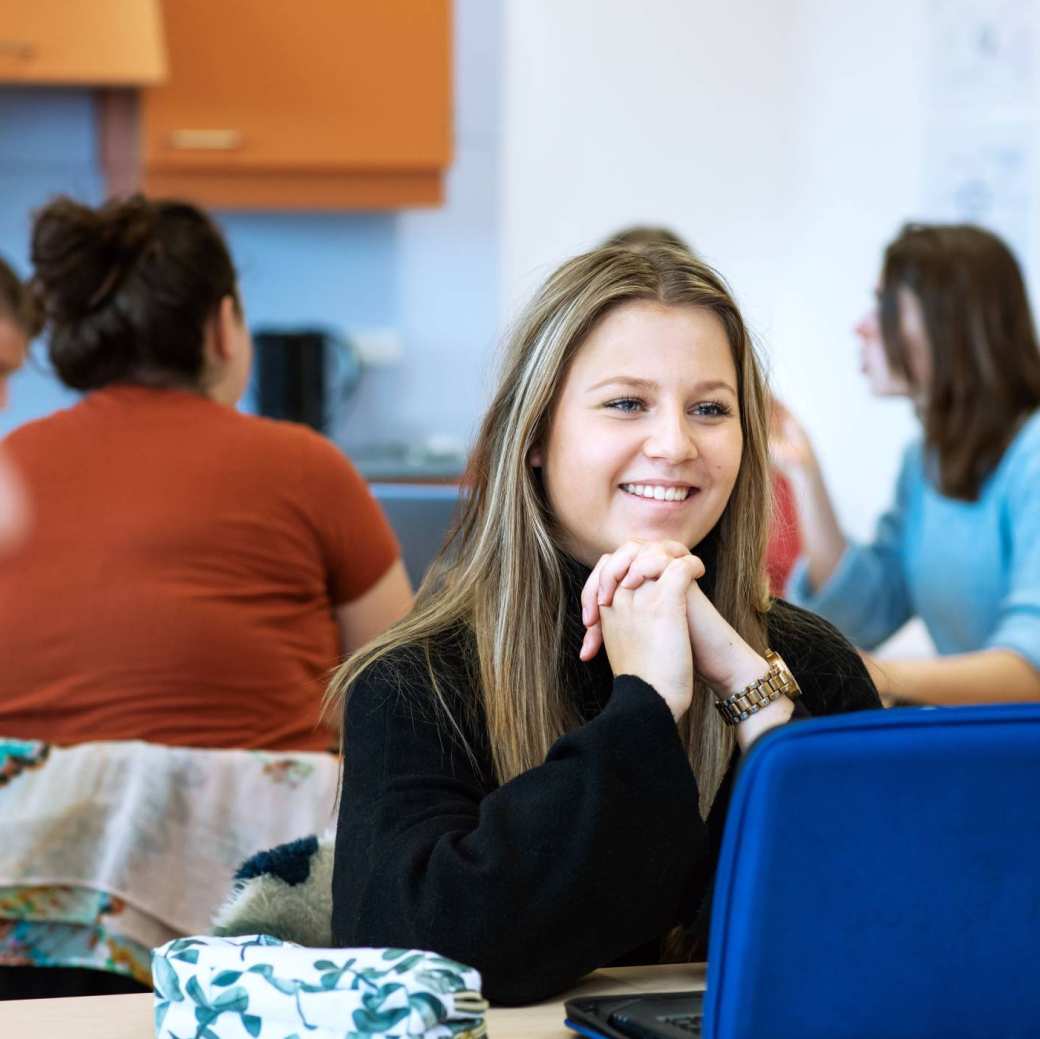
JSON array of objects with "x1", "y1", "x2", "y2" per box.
[{"x1": 327, "y1": 245, "x2": 773, "y2": 816}]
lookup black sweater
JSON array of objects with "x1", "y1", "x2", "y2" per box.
[{"x1": 331, "y1": 590, "x2": 880, "y2": 1005}]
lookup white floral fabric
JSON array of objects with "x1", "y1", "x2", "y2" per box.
[
  {"x1": 0, "y1": 736, "x2": 339, "y2": 980},
  {"x1": 153, "y1": 935, "x2": 488, "y2": 1039}
]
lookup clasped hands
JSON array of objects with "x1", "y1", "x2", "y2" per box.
[{"x1": 579, "y1": 540, "x2": 770, "y2": 723}]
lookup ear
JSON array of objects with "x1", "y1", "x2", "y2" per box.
[
  {"x1": 206, "y1": 295, "x2": 242, "y2": 366},
  {"x1": 528, "y1": 445, "x2": 543, "y2": 468}
]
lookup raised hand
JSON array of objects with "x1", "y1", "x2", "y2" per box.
[{"x1": 768, "y1": 398, "x2": 818, "y2": 478}]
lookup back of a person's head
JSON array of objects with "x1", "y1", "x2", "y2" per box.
[
  {"x1": 30, "y1": 194, "x2": 239, "y2": 391},
  {"x1": 601, "y1": 225, "x2": 695, "y2": 257}
]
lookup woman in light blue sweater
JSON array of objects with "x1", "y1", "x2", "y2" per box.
[{"x1": 774, "y1": 224, "x2": 1040, "y2": 704}]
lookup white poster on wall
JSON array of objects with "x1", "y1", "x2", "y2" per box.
[
  {"x1": 928, "y1": 0, "x2": 1034, "y2": 111},
  {"x1": 925, "y1": 0, "x2": 1037, "y2": 273}
]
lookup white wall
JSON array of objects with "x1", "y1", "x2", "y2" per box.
[{"x1": 499, "y1": 0, "x2": 933, "y2": 546}]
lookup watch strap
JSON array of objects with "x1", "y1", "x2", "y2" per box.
[{"x1": 714, "y1": 650, "x2": 801, "y2": 726}]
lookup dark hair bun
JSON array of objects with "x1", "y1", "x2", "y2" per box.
[
  {"x1": 29, "y1": 194, "x2": 237, "y2": 392},
  {"x1": 31, "y1": 195, "x2": 158, "y2": 322}
]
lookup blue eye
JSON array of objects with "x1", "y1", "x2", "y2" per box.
[
  {"x1": 605, "y1": 398, "x2": 645, "y2": 413},
  {"x1": 692, "y1": 401, "x2": 733, "y2": 418}
]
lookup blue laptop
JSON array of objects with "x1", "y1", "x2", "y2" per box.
[{"x1": 566, "y1": 704, "x2": 1040, "y2": 1039}]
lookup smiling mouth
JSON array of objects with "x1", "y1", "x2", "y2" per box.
[{"x1": 619, "y1": 483, "x2": 697, "y2": 503}]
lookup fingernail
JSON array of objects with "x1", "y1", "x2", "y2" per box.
[{"x1": 582, "y1": 606, "x2": 590, "y2": 625}]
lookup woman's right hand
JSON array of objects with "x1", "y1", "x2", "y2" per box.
[
  {"x1": 768, "y1": 398, "x2": 818, "y2": 479},
  {"x1": 597, "y1": 553, "x2": 702, "y2": 721}
]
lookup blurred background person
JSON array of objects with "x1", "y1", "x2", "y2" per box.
[
  {"x1": 603, "y1": 225, "x2": 802, "y2": 596},
  {"x1": 0, "y1": 255, "x2": 34, "y2": 555},
  {"x1": 0, "y1": 195, "x2": 412, "y2": 751},
  {"x1": 0, "y1": 255, "x2": 35, "y2": 411},
  {"x1": 773, "y1": 224, "x2": 1040, "y2": 705}
]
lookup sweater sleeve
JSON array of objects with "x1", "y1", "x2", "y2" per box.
[
  {"x1": 331, "y1": 662, "x2": 706, "y2": 1005},
  {"x1": 786, "y1": 444, "x2": 920, "y2": 648},
  {"x1": 987, "y1": 441, "x2": 1040, "y2": 672}
]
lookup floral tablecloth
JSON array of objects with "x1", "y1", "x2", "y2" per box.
[{"x1": 0, "y1": 737, "x2": 340, "y2": 984}]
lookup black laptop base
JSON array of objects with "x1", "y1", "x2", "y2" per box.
[{"x1": 565, "y1": 990, "x2": 704, "y2": 1039}]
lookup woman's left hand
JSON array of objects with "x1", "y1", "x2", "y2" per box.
[{"x1": 581, "y1": 542, "x2": 767, "y2": 695}]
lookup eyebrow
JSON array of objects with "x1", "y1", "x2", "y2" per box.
[{"x1": 586, "y1": 375, "x2": 737, "y2": 395}]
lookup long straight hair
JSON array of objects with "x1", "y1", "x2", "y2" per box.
[
  {"x1": 879, "y1": 224, "x2": 1040, "y2": 500},
  {"x1": 327, "y1": 246, "x2": 773, "y2": 816}
]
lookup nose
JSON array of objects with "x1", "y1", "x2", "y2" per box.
[
  {"x1": 854, "y1": 306, "x2": 879, "y2": 341},
  {"x1": 643, "y1": 407, "x2": 698, "y2": 465}
]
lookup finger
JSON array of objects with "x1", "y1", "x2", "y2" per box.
[
  {"x1": 579, "y1": 621, "x2": 603, "y2": 661},
  {"x1": 618, "y1": 541, "x2": 689, "y2": 589},
  {"x1": 597, "y1": 540, "x2": 644, "y2": 606},
  {"x1": 619, "y1": 548, "x2": 672, "y2": 588},
  {"x1": 656, "y1": 555, "x2": 704, "y2": 598},
  {"x1": 581, "y1": 555, "x2": 610, "y2": 627},
  {"x1": 621, "y1": 546, "x2": 704, "y2": 589}
]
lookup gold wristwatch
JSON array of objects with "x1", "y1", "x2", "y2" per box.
[{"x1": 714, "y1": 650, "x2": 801, "y2": 726}]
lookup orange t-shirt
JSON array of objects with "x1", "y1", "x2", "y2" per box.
[{"x1": 0, "y1": 385, "x2": 399, "y2": 751}]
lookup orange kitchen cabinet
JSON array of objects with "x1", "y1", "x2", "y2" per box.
[
  {"x1": 0, "y1": 0, "x2": 164, "y2": 85},
  {"x1": 131, "y1": 0, "x2": 453, "y2": 209}
]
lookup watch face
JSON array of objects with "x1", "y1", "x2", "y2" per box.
[{"x1": 765, "y1": 651, "x2": 800, "y2": 697}]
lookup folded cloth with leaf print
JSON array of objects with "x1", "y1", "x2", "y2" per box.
[{"x1": 152, "y1": 934, "x2": 489, "y2": 1039}]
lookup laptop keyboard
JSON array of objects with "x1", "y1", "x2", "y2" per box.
[
  {"x1": 607, "y1": 1007, "x2": 703, "y2": 1038},
  {"x1": 660, "y1": 1012, "x2": 702, "y2": 1033}
]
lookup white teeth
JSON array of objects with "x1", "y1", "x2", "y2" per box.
[{"x1": 621, "y1": 483, "x2": 690, "y2": 501}]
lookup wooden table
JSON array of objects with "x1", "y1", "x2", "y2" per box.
[{"x1": 0, "y1": 962, "x2": 707, "y2": 1038}]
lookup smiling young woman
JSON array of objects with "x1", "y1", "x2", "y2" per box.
[{"x1": 327, "y1": 245, "x2": 880, "y2": 1005}]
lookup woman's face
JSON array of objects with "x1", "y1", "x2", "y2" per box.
[
  {"x1": 0, "y1": 315, "x2": 27, "y2": 411},
  {"x1": 535, "y1": 300, "x2": 744, "y2": 568},
  {"x1": 854, "y1": 283, "x2": 931, "y2": 399}
]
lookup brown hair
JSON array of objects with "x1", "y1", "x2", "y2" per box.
[
  {"x1": 327, "y1": 245, "x2": 773, "y2": 819},
  {"x1": 0, "y1": 255, "x2": 39, "y2": 337},
  {"x1": 880, "y1": 224, "x2": 1040, "y2": 500},
  {"x1": 30, "y1": 194, "x2": 239, "y2": 392},
  {"x1": 602, "y1": 225, "x2": 694, "y2": 256}
]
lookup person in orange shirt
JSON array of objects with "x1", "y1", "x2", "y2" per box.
[{"x1": 0, "y1": 196, "x2": 412, "y2": 751}]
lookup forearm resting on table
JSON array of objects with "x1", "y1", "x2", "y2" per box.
[
  {"x1": 787, "y1": 463, "x2": 847, "y2": 592},
  {"x1": 869, "y1": 649, "x2": 1040, "y2": 705}
]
